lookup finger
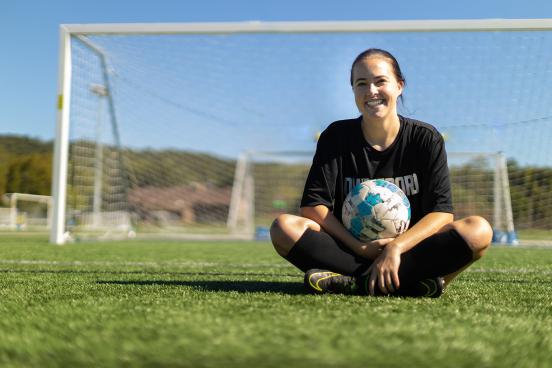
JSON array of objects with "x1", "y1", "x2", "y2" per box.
[
  {"x1": 368, "y1": 269, "x2": 377, "y2": 296},
  {"x1": 365, "y1": 265, "x2": 373, "y2": 294},
  {"x1": 371, "y1": 238, "x2": 394, "y2": 247},
  {"x1": 378, "y1": 271, "x2": 388, "y2": 295},
  {"x1": 392, "y1": 271, "x2": 400, "y2": 290},
  {"x1": 386, "y1": 272, "x2": 395, "y2": 293}
]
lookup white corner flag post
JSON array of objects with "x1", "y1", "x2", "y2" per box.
[{"x1": 50, "y1": 26, "x2": 72, "y2": 245}]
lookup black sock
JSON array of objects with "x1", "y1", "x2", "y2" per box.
[
  {"x1": 284, "y1": 229, "x2": 371, "y2": 275},
  {"x1": 397, "y1": 229, "x2": 474, "y2": 282}
]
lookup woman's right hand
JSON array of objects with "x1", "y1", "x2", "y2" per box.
[{"x1": 356, "y1": 238, "x2": 395, "y2": 260}]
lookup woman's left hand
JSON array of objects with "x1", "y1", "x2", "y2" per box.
[{"x1": 366, "y1": 243, "x2": 401, "y2": 295}]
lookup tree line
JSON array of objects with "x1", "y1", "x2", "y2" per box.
[
  {"x1": 1, "y1": 135, "x2": 551, "y2": 229},
  {"x1": 0, "y1": 136, "x2": 52, "y2": 198}
]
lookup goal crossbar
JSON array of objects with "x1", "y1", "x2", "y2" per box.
[{"x1": 61, "y1": 19, "x2": 552, "y2": 35}]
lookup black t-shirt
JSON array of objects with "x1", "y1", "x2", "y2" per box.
[{"x1": 300, "y1": 115, "x2": 453, "y2": 226}]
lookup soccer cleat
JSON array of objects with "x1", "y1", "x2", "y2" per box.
[
  {"x1": 305, "y1": 269, "x2": 445, "y2": 298},
  {"x1": 358, "y1": 276, "x2": 445, "y2": 298},
  {"x1": 395, "y1": 277, "x2": 445, "y2": 298},
  {"x1": 304, "y1": 269, "x2": 359, "y2": 295}
]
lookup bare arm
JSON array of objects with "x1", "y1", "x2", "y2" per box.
[
  {"x1": 390, "y1": 211, "x2": 453, "y2": 254},
  {"x1": 300, "y1": 205, "x2": 391, "y2": 260}
]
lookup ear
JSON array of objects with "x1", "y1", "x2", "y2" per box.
[{"x1": 397, "y1": 80, "x2": 404, "y2": 95}]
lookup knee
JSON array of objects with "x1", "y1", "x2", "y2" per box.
[
  {"x1": 270, "y1": 214, "x2": 292, "y2": 240},
  {"x1": 452, "y1": 216, "x2": 493, "y2": 259},
  {"x1": 269, "y1": 214, "x2": 299, "y2": 257},
  {"x1": 270, "y1": 214, "x2": 320, "y2": 257}
]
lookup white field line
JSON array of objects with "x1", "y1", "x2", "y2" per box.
[
  {"x1": 0, "y1": 259, "x2": 551, "y2": 275},
  {"x1": 0, "y1": 259, "x2": 290, "y2": 268},
  {"x1": 467, "y1": 268, "x2": 552, "y2": 275}
]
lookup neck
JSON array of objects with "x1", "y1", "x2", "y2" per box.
[{"x1": 361, "y1": 114, "x2": 401, "y2": 151}]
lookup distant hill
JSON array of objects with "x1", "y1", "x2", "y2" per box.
[
  {"x1": 0, "y1": 135, "x2": 53, "y2": 156},
  {"x1": 0, "y1": 135, "x2": 54, "y2": 197}
]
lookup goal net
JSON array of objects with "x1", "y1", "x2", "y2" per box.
[
  {"x1": 2, "y1": 193, "x2": 52, "y2": 230},
  {"x1": 52, "y1": 20, "x2": 552, "y2": 244}
]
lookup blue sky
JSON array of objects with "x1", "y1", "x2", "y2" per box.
[{"x1": 2, "y1": 0, "x2": 552, "y2": 150}]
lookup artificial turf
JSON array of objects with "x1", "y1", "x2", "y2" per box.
[{"x1": 0, "y1": 234, "x2": 550, "y2": 367}]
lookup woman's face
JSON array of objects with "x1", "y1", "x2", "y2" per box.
[{"x1": 351, "y1": 56, "x2": 404, "y2": 121}]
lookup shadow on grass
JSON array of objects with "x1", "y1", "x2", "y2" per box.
[{"x1": 97, "y1": 279, "x2": 306, "y2": 294}]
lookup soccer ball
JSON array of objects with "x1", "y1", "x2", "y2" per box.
[{"x1": 342, "y1": 179, "x2": 411, "y2": 242}]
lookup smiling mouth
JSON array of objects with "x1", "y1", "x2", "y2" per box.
[{"x1": 365, "y1": 99, "x2": 385, "y2": 107}]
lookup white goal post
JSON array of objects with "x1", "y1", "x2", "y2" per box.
[
  {"x1": 52, "y1": 19, "x2": 552, "y2": 244},
  {"x1": 2, "y1": 193, "x2": 52, "y2": 230},
  {"x1": 447, "y1": 152, "x2": 517, "y2": 244}
]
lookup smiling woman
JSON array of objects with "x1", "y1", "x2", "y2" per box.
[{"x1": 270, "y1": 47, "x2": 493, "y2": 297}]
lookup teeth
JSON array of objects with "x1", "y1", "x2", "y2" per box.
[{"x1": 366, "y1": 99, "x2": 384, "y2": 107}]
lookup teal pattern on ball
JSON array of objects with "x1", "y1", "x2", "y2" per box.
[
  {"x1": 350, "y1": 217, "x2": 363, "y2": 238},
  {"x1": 357, "y1": 201, "x2": 373, "y2": 217},
  {"x1": 351, "y1": 183, "x2": 364, "y2": 197}
]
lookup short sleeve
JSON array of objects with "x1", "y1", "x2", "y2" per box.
[
  {"x1": 422, "y1": 133, "x2": 454, "y2": 214},
  {"x1": 300, "y1": 129, "x2": 339, "y2": 211}
]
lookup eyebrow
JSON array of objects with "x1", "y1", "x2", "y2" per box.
[{"x1": 354, "y1": 75, "x2": 388, "y2": 83}]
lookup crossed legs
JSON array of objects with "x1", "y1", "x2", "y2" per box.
[{"x1": 270, "y1": 214, "x2": 493, "y2": 286}]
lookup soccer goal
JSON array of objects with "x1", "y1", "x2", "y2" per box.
[
  {"x1": 2, "y1": 193, "x2": 52, "y2": 230},
  {"x1": 447, "y1": 152, "x2": 517, "y2": 244},
  {"x1": 52, "y1": 19, "x2": 552, "y2": 244}
]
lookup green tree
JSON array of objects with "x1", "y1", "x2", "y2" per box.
[
  {"x1": 6, "y1": 153, "x2": 52, "y2": 195},
  {"x1": 0, "y1": 147, "x2": 12, "y2": 197}
]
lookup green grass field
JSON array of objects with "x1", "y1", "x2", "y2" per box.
[{"x1": 0, "y1": 234, "x2": 550, "y2": 367}]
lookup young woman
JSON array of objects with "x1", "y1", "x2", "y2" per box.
[{"x1": 270, "y1": 48, "x2": 493, "y2": 297}]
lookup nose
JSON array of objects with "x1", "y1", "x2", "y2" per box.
[{"x1": 369, "y1": 83, "x2": 378, "y2": 95}]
